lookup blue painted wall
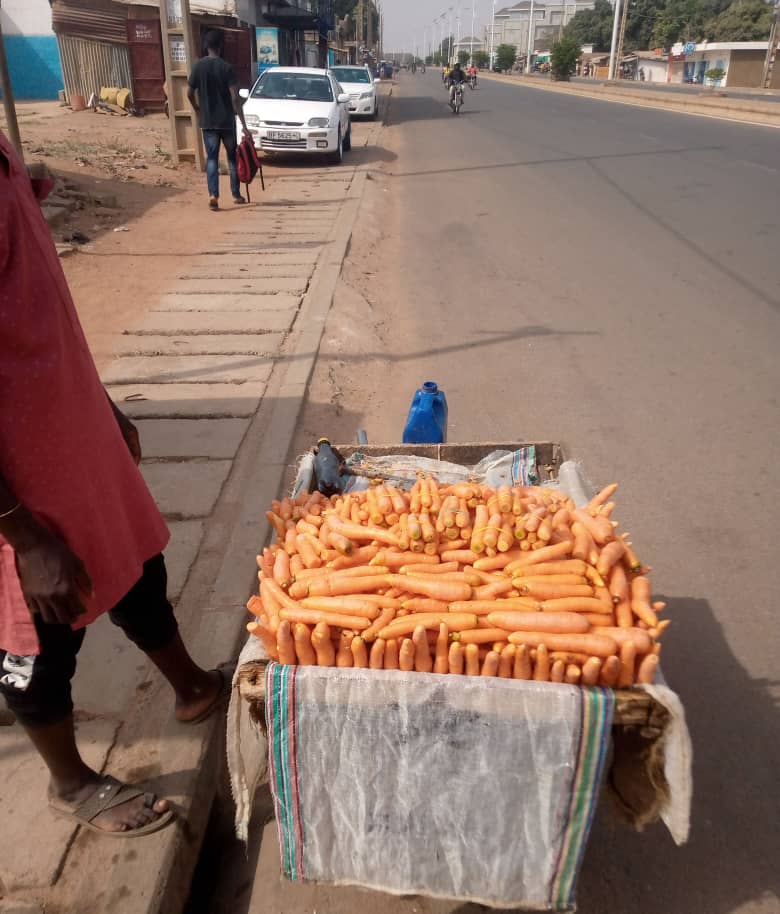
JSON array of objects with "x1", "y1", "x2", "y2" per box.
[{"x1": 1, "y1": 35, "x2": 63, "y2": 100}]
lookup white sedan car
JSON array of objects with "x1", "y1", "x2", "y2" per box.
[
  {"x1": 330, "y1": 65, "x2": 380, "y2": 118},
  {"x1": 239, "y1": 67, "x2": 352, "y2": 164}
]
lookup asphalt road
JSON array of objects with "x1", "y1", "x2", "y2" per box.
[{"x1": 195, "y1": 73, "x2": 780, "y2": 914}]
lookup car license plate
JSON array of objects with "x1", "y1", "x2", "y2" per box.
[{"x1": 267, "y1": 130, "x2": 300, "y2": 140}]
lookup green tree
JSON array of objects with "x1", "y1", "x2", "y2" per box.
[
  {"x1": 704, "y1": 0, "x2": 772, "y2": 39},
  {"x1": 495, "y1": 43, "x2": 517, "y2": 70},
  {"x1": 564, "y1": 0, "x2": 614, "y2": 51},
  {"x1": 474, "y1": 50, "x2": 490, "y2": 67},
  {"x1": 550, "y1": 36, "x2": 582, "y2": 79},
  {"x1": 458, "y1": 49, "x2": 471, "y2": 65}
]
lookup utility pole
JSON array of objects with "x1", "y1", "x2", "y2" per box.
[
  {"x1": 525, "y1": 0, "x2": 535, "y2": 73},
  {"x1": 763, "y1": 0, "x2": 779, "y2": 88},
  {"x1": 448, "y1": 7, "x2": 454, "y2": 64},
  {"x1": 608, "y1": 0, "x2": 622, "y2": 80},
  {"x1": 613, "y1": 0, "x2": 629, "y2": 79},
  {"x1": 489, "y1": 0, "x2": 497, "y2": 68},
  {"x1": 470, "y1": 0, "x2": 476, "y2": 63},
  {"x1": 0, "y1": 7, "x2": 23, "y2": 159}
]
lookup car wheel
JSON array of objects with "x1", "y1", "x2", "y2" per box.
[
  {"x1": 343, "y1": 123, "x2": 352, "y2": 152},
  {"x1": 328, "y1": 129, "x2": 343, "y2": 165},
  {"x1": 370, "y1": 99, "x2": 378, "y2": 120}
]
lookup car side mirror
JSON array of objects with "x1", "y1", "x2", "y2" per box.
[
  {"x1": 239, "y1": 88, "x2": 249, "y2": 99},
  {"x1": 337, "y1": 93, "x2": 350, "y2": 104}
]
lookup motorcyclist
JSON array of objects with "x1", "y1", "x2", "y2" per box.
[
  {"x1": 448, "y1": 62, "x2": 467, "y2": 105},
  {"x1": 468, "y1": 62, "x2": 477, "y2": 85},
  {"x1": 442, "y1": 64, "x2": 451, "y2": 85}
]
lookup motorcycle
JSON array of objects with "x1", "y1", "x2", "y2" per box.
[
  {"x1": 450, "y1": 82, "x2": 464, "y2": 114},
  {"x1": 468, "y1": 73, "x2": 477, "y2": 90}
]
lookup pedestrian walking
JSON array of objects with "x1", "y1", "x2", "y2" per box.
[
  {"x1": 187, "y1": 29, "x2": 251, "y2": 211},
  {"x1": 0, "y1": 131, "x2": 229, "y2": 837}
]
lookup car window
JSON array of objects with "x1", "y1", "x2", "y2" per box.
[
  {"x1": 332, "y1": 67, "x2": 370, "y2": 84},
  {"x1": 252, "y1": 72, "x2": 334, "y2": 102}
]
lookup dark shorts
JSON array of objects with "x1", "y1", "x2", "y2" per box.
[{"x1": 0, "y1": 554, "x2": 177, "y2": 727}]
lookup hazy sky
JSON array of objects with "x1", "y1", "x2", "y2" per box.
[{"x1": 382, "y1": 0, "x2": 493, "y2": 56}]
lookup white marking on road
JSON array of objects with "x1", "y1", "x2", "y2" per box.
[{"x1": 735, "y1": 158, "x2": 778, "y2": 174}]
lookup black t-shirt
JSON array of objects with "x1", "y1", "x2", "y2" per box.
[{"x1": 188, "y1": 56, "x2": 238, "y2": 131}]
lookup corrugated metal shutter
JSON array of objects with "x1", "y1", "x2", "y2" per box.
[
  {"x1": 57, "y1": 34, "x2": 133, "y2": 101},
  {"x1": 52, "y1": 2, "x2": 127, "y2": 45}
]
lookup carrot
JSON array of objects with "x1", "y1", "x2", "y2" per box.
[
  {"x1": 454, "y1": 628, "x2": 513, "y2": 645},
  {"x1": 621, "y1": 537, "x2": 643, "y2": 572},
  {"x1": 533, "y1": 644, "x2": 550, "y2": 681},
  {"x1": 448, "y1": 598, "x2": 538, "y2": 615},
  {"x1": 538, "y1": 597, "x2": 613, "y2": 615},
  {"x1": 514, "y1": 581, "x2": 594, "y2": 601},
  {"x1": 371, "y1": 550, "x2": 437, "y2": 569},
  {"x1": 550, "y1": 660, "x2": 566, "y2": 683},
  {"x1": 296, "y1": 520, "x2": 320, "y2": 538},
  {"x1": 599, "y1": 655, "x2": 621, "y2": 687},
  {"x1": 276, "y1": 620, "x2": 297, "y2": 665},
  {"x1": 507, "y1": 631, "x2": 618, "y2": 657},
  {"x1": 514, "y1": 574, "x2": 587, "y2": 588},
  {"x1": 617, "y1": 641, "x2": 636, "y2": 687},
  {"x1": 637, "y1": 653, "x2": 659, "y2": 684},
  {"x1": 407, "y1": 626, "x2": 430, "y2": 673},
  {"x1": 483, "y1": 513, "x2": 502, "y2": 551},
  {"x1": 481, "y1": 651, "x2": 500, "y2": 677},
  {"x1": 246, "y1": 620, "x2": 279, "y2": 659},
  {"x1": 383, "y1": 638, "x2": 399, "y2": 670},
  {"x1": 385, "y1": 573, "x2": 472, "y2": 603},
  {"x1": 581, "y1": 657, "x2": 602, "y2": 686},
  {"x1": 512, "y1": 559, "x2": 587, "y2": 577},
  {"x1": 434, "y1": 623, "x2": 449, "y2": 674},
  {"x1": 279, "y1": 608, "x2": 370, "y2": 630},
  {"x1": 498, "y1": 644, "x2": 516, "y2": 678},
  {"x1": 402, "y1": 597, "x2": 449, "y2": 614},
  {"x1": 630, "y1": 576, "x2": 658, "y2": 627},
  {"x1": 572, "y1": 509, "x2": 614, "y2": 546},
  {"x1": 448, "y1": 641, "x2": 465, "y2": 674},
  {"x1": 596, "y1": 540, "x2": 626, "y2": 578},
  {"x1": 306, "y1": 575, "x2": 389, "y2": 598},
  {"x1": 471, "y1": 579, "x2": 513, "y2": 600},
  {"x1": 419, "y1": 511, "x2": 435, "y2": 544},
  {"x1": 653, "y1": 619, "x2": 672, "y2": 638},
  {"x1": 470, "y1": 504, "x2": 489, "y2": 554},
  {"x1": 487, "y1": 611, "x2": 590, "y2": 634},
  {"x1": 465, "y1": 643, "x2": 480, "y2": 677},
  {"x1": 261, "y1": 576, "x2": 300, "y2": 611},
  {"x1": 326, "y1": 530, "x2": 353, "y2": 556},
  {"x1": 549, "y1": 651, "x2": 591, "y2": 665},
  {"x1": 328, "y1": 545, "x2": 379, "y2": 569},
  {"x1": 565, "y1": 664, "x2": 582, "y2": 685},
  {"x1": 506, "y1": 541, "x2": 573, "y2": 570},
  {"x1": 592, "y1": 626, "x2": 653, "y2": 654},
  {"x1": 497, "y1": 484, "x2": 513, "y2": 514},
  {"x1": 311, "y1": 622, "x2": 335, "y2": 666},
  {"x1": 246, "y1": 594, "x2": 263, "y2": 618},
  {"x1": 368, "y1": 637, "x2": 385, "y2": 670},
  {"x1": 473, "y1": 551, "x2": 524, "y2": 571},
  {"x1": 514, "y1": 644, "x2": 532, "y2": 680},
  {"x1": 361, "y1": 607, "x2": 397, "y2": 642},
  {"x1": 293, "y1": 623, "x2": 317, "y2": 665},
  {"x1": 400, "y1": 561, "x2": 458, "y2": 575},
  {"x1": 325, "y1": 515, "x2": 401, "y2": 547},
  {"x1": 299, "y1": 597, "x2": 380, "y2": 619},
  {"x1": 571, "y1": 523, "x2": 598, "y2": 565},
  {"x1": 350, "y1": 636, "x2": 368, "y2": 668},
  {"x1": 296, "y1": 534, "x2": 321, "y2": 570},
  {"x1": 379, "y1": 612, "x2": 479, "y2": 640},
  {"x1": 440, "y1": 549, "x2": 479, "y2": 564},
  {"x1": 272, "y1": 549, "x2": 291, "y2": 588},
  {"x1": 587, "y1": 482, "x2": 618, "y2": 512}
]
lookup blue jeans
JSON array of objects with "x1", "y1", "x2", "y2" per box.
[{"x1": 203, "y1": 129, "x2": 240, "y2": 199}]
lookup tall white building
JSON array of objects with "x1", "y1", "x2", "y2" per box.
[{"x1": 488, "y1": 0, "x2": 594, "y2": 61}]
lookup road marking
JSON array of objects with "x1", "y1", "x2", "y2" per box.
[
  {"x1": 482, "y1": 76, "x2": 780, "y2": 130},
  {"x1": 735, "y1": 158, "x2": 778, "y2": 174}
]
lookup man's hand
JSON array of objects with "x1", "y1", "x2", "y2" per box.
[{"x1": 15, "y1": 527, "x2": 93, "y2": 626}]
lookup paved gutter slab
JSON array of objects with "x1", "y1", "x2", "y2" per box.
[
  {"x1": 131, "y1": 311, "x2": 296, "y2": 335},
  {"x1": 134, "y1": 418, "x2": 250, "y2": 459},
  {"x1": 178, "y1": 265, "x2": 315, "y2": 280},
  {"x1": 102, "y1": 355, "x2": 273, "y2": 385},
  {"x1": 164, "y1": 520, "x2": 206, "y2": 599},
  {"x1": 153, "y1": 293, "x2": 301, "y2": 312},
  {"x1": 113, "y1": 334, "x2": 284, "y2": 357},
  {"x1": 140, "y1": 460, "x2": 233, "y2": 518},
  {"x1": 106, "y1": 383, "x2": 268, "y2": 418},
  {"x1": 171, "y1": 277, "x2": 308, "y2": 295}
]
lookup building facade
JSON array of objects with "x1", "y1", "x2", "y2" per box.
[
  {"x1": 0, "y1": 0, "x2": 64, "y2": 99},
  {"x1": 488, "y1": 0, "x2": 593, "y2": 63},
  {"x1": 667, "y1": 40, "x2": 779, "y2": 88}
]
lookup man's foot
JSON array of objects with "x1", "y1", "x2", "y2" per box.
[
  {"x1": 174, "y1": 667, "x2": 226, "y2": 724},
  {"x1": 208, "y1": 196, "x2": 219, "y2": 211},
  {"x1": 49, "y1": 773, "x2": 172, "y2": 835},
  {"x1": 232, "y1": 195, "x2": 247, "y2": 205}
]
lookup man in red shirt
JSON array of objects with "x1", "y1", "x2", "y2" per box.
[{"x1": 0, "y1": 131, "x2": 226, "y2": 837}]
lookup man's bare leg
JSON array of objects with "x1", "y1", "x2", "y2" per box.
[{"x1": 144, "y1": 632, "x2": 223, "y2": 723}]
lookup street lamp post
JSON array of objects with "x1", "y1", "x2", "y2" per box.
[
  {"x1": 448, "y1": 7, "x2": 454, "y2": 64},
  {"x1": 470, "y1": 0, "x2": 476, "y2": 63},
  {"x1": 488, "y1": 0, "x2": 497, "y2": 69},
  {"x1": 525, "y1": 0, "x2": 535, "y2": 73},
  {"x1": 608, "y1": 0, "x2": 622, "y2": 80}
]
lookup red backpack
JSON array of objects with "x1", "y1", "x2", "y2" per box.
[{"x1": 236, "y1": 135, "x2": 265, "y2": 201}]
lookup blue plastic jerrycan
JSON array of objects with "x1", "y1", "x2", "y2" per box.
[{"x1": 402, "y1": 381, "x2": 448, "y2": 444}]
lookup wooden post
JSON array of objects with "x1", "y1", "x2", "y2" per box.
[
  {"x1": 159, "y1": 0, "x2": 204, "y2": 168},
  {"x1": 762, "y1": 1, "x2": 779, "y2": 89},
  {"x1": 0, "y1": 7, "x2": 23, "y2": 160},
  {"x1": 614, "y1": 0, "x2": 629, "y2": 81}
]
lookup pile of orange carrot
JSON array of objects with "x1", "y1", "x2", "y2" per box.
[{"x1": 246, "y1": 478, "x2": 667, "y2": 687}]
